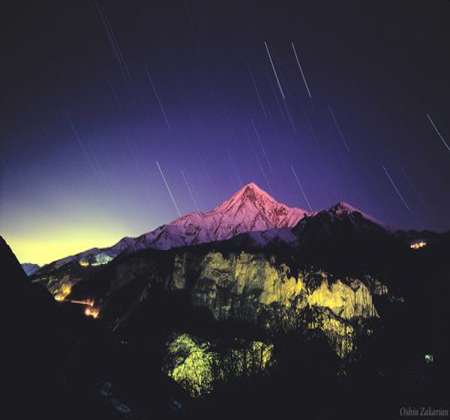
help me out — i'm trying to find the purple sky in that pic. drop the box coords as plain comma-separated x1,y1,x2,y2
1,0,449,264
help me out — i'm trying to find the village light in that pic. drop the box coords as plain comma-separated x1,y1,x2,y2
84,306,100,319
410,240,427,250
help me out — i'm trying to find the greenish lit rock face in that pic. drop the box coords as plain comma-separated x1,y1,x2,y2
165,334,216,397
169,251,381,357
307,279,378,319
164,333,274,397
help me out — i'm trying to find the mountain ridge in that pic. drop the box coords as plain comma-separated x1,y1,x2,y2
35,182,404,277
37,182,310,272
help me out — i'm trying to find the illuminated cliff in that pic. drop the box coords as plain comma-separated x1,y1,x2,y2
165,333,273,397
169,251,380,356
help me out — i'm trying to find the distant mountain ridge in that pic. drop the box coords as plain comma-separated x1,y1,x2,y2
38,183,309,272
21,263,40,276
36,183,408,279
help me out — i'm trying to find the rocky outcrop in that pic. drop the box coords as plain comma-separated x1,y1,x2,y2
35,224,385,358
307,278,378,319
170,251,378,319
1,236,70,419
164,333,273,397
41,240,382,358
167,251,380,356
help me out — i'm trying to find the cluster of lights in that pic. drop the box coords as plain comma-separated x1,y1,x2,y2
410,240,427,250
84,306,100,319
53,284,100,319
79,254,113,267
53,283,72,302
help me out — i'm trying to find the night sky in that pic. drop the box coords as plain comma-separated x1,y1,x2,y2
1,0,449,265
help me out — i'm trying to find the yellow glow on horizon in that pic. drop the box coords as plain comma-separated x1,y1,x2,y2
4,227,129,266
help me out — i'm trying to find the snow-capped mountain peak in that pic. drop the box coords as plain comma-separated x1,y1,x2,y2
209,182,308,228
37,183,309,273
128,182,309,252
214,182,277,212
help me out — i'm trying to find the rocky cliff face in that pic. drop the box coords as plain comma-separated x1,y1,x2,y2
169,251,378,318
164,251,380,355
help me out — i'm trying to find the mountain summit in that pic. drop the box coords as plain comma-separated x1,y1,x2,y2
39,183,309,271
214,182,306,225
123,182,309,253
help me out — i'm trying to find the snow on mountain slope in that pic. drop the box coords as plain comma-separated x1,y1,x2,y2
124,182,308,253
38,183,309,272
234,227,299,247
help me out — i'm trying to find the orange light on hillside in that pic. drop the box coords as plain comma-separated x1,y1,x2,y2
84,306,100,319
53,282,72,302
